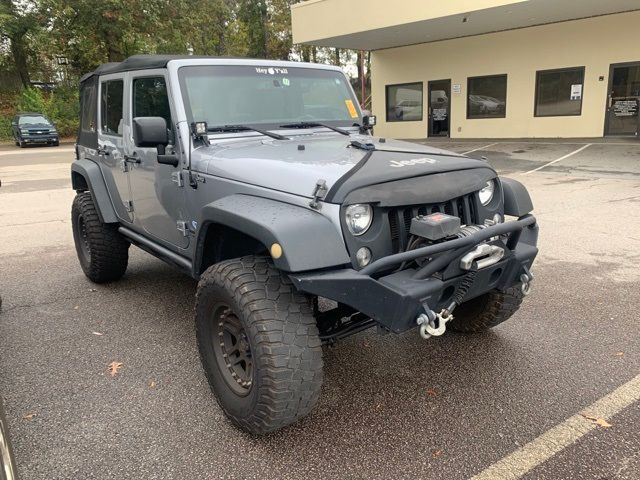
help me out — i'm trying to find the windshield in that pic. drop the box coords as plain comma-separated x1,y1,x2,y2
178,65,361,129
19,115,51,126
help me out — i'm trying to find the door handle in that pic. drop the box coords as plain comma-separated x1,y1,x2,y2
124,154,141,164
97,145,110,156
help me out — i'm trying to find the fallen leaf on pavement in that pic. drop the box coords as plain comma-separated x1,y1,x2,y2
92,331,103,336
108,361,123,377
88,288,97,292
615,352,624,356
149,380,156,388
73,306,79,310
426,388,438,397
581,413,611,428
22,413,37,420
432,450,442,458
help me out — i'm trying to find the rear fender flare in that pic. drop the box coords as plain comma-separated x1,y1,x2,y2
70,159,118,223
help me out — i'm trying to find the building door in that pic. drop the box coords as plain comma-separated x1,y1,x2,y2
428,80,451,137
605,62,640,136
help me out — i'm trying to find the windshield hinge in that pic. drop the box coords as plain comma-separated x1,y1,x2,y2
309,179,328,210
177,220,192,237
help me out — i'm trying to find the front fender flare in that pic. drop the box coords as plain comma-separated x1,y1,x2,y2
70,159,118,223
197,195,350,272
500,177,534,217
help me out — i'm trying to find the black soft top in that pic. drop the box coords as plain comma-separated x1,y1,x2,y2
79,54,227,83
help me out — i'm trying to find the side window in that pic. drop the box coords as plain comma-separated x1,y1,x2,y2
81,83,97,132
133,77,172,130
100,80,124,136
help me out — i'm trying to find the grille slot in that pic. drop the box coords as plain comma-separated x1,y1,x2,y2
386,193,478,253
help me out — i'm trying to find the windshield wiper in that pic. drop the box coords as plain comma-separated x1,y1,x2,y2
279,122,351,136
207,124,289,140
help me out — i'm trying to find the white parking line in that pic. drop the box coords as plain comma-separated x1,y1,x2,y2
471,374,640,480
0,147,75,156
522,143,592,174
462,143,498,155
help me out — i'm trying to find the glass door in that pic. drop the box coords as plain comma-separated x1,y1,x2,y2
428,79,450,137
605,62,640,136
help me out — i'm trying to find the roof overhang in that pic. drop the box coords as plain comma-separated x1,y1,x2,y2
292,0,640,50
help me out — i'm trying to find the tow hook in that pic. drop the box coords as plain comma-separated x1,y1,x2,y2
520,271,533,296
417,309,454,339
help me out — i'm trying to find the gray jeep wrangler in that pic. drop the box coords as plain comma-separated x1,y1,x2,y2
71,55,538,434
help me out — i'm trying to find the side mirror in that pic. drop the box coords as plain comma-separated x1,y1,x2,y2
132,117,168,148
132,117,178,167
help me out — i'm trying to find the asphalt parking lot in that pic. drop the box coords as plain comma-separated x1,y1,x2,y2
1,138,639,479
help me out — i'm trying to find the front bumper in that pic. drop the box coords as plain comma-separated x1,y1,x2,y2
19,134,58,144
290,215,538,333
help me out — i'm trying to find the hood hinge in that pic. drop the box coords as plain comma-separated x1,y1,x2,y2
309,179,328,210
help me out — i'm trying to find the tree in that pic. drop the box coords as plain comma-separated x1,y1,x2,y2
238,0,268,58
0,0,39,87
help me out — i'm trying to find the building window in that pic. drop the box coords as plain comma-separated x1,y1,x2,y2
100,80,123,136
535,67,585,117
386,82,423,122
467,75,507,119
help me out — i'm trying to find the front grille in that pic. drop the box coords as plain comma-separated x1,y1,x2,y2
387,193,477,252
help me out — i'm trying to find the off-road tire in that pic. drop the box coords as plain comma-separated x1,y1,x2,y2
447,286,524,333
196,256,323,434
18,140,25,148
71,192,129,283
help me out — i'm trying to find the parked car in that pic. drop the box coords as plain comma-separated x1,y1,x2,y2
71,55,538,434
469,95,505,116
392,99,422,120
11,113,59,148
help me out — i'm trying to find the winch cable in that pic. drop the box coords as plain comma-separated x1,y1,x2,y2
445,270,477,315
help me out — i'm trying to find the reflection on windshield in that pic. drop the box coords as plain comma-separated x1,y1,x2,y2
178,65,360,129
19,115,51,126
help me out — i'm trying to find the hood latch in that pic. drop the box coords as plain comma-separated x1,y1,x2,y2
309,179,328,210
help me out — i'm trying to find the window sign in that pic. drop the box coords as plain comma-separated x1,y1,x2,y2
570,84,582,100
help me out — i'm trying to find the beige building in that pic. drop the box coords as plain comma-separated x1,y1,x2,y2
291,0,640,139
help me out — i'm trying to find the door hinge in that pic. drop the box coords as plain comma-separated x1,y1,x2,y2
176,220,191,237
120,160,129,173
171,171,184,187
125,200,134,213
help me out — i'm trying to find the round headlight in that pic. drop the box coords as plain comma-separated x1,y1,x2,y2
479,180,495,206
345,204,373,236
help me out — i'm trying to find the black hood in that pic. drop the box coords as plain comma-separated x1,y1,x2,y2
325,138,496,204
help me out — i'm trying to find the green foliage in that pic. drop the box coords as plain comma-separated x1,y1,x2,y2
0,86,79,140
0,116,12,139
15,87,46,113
0,0,371,140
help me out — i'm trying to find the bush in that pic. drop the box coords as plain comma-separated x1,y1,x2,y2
0,86,79,141
0,116,12,140
15,88,47,113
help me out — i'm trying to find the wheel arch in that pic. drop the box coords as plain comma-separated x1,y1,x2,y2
500,177,534,217
193,194,350,276
70,159,118,223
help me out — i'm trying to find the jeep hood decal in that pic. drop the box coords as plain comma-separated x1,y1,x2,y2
192,135,492,201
